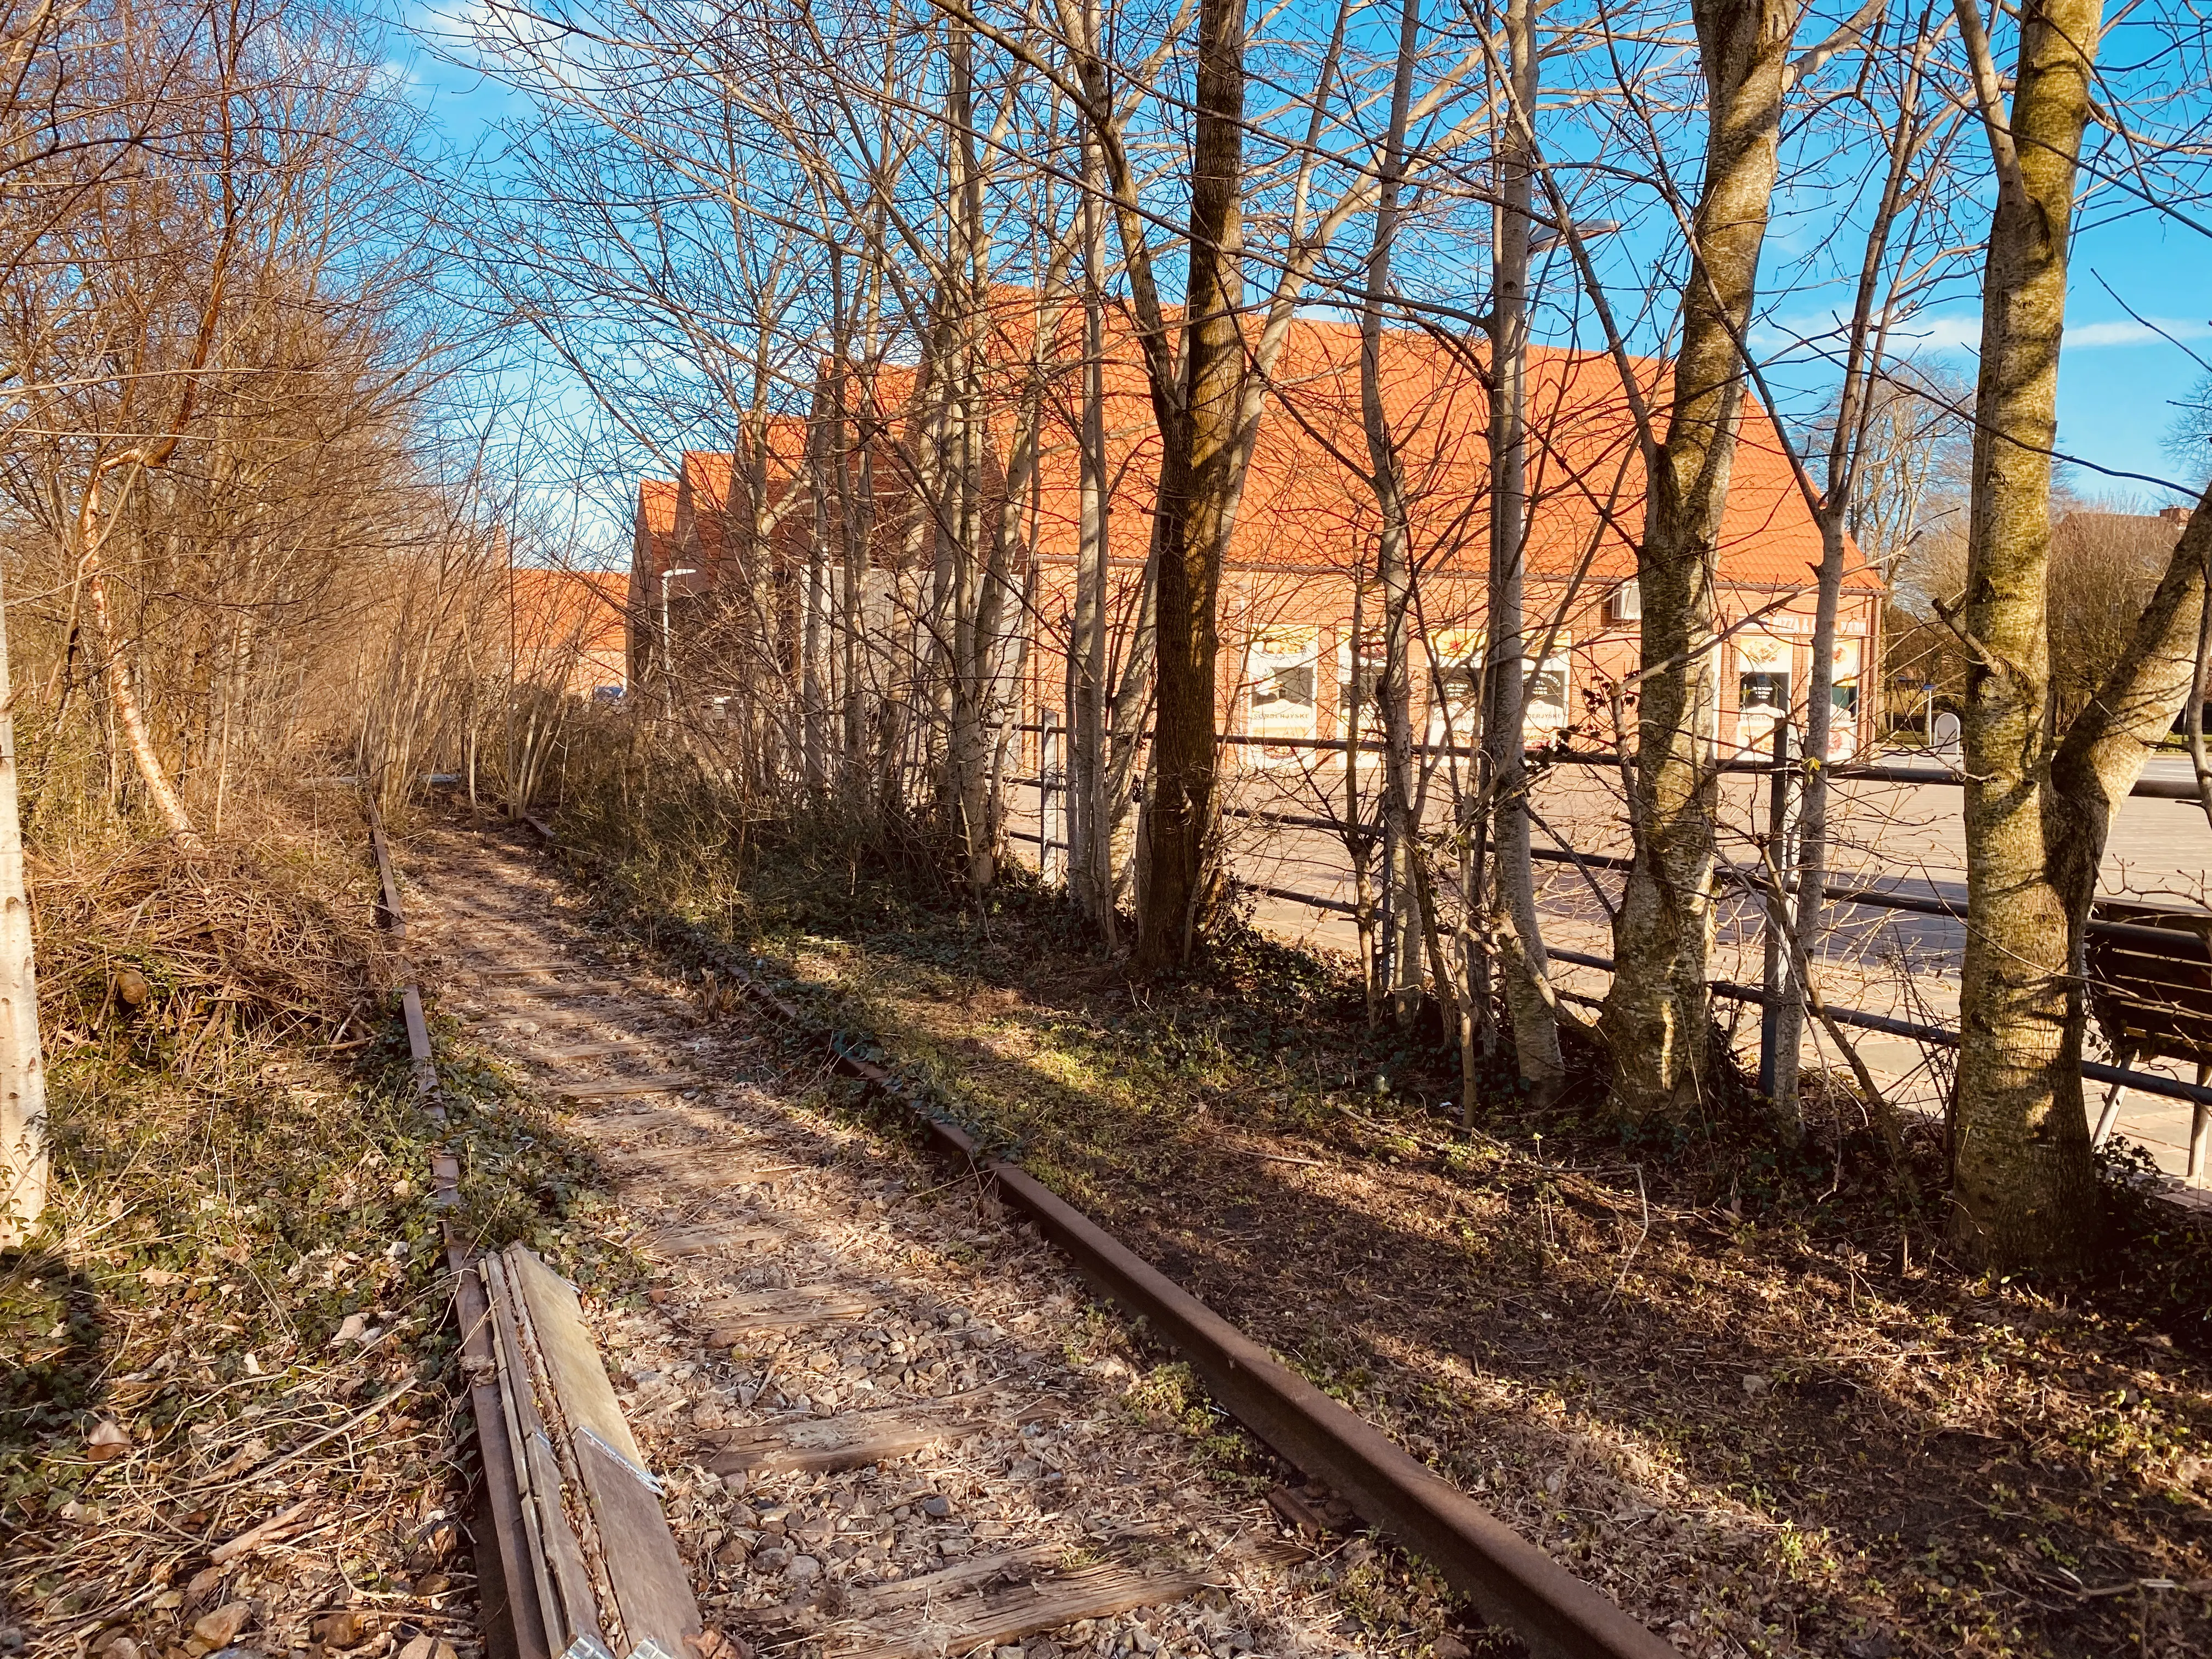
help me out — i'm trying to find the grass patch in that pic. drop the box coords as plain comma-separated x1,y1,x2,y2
2,803,618,1659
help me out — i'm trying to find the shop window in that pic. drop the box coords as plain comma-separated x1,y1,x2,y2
1526,656,1571,731
1739,670,1789,715
1248,625,1319,744
1254,661,1316,715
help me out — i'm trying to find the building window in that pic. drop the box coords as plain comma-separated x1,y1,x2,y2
1733,630,1793,755
1254,661,1316,716
1247,624,1319,746
1526,653,1572,733
1339,635,1386,723
1425,628,1484,744
1610,579,1641,622
1740,670,1788,713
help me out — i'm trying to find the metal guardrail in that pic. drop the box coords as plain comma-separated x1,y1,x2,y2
1201,729,2204,800
1005,740,2212,1122
1020,723,2203,800
1546,946,2212,1114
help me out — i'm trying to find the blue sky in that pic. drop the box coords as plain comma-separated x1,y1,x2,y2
2043,212,2209,500
393,7,2212,511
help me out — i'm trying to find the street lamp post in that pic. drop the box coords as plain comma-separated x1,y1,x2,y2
660,566,698,687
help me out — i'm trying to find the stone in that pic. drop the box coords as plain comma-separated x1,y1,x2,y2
919,1494,952,1518
190,1607,251,1650
786,1556,821,1583
308,1613,366,1650
1431,1639,1471,1659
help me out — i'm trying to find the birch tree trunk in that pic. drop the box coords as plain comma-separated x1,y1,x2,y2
1598,0,1795,1117
0,573,46,1248
1485,0,1565,1101
1359,0,1425,1030
1944,0,2208,1270
1070,117,1115,937
804,426,832,791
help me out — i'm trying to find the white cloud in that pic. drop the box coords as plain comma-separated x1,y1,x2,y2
1768,309,2210,360
2064,317,2212,348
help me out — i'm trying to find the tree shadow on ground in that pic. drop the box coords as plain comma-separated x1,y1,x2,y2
727,907,2212,1659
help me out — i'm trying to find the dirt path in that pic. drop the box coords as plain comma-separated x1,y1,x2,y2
402,825,1457,1659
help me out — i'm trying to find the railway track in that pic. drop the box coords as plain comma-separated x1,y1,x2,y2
388,826,1368,1659
387,815,1676,1659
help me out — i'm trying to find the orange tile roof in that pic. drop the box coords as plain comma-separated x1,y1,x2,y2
509,567,629,690
635,295,1870,599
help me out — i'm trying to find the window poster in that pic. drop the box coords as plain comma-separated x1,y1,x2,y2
1734,630,1792,755
1248,624,1319,747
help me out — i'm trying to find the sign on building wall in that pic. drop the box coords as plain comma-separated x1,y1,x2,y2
1826,637,1863,759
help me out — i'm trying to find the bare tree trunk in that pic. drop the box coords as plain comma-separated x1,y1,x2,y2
1485,0,1564,1101
941,22,1000,887
804,432,832,791
1359,0,1424,1030
1946,0,2200,1269
1598,0,1795,1117
1070,114,1114,938
1132,0,1249,971
1102,544,1158,913
0,572,47,1248
832,241,877,792
87,557,204,853
1345,574,1379,1023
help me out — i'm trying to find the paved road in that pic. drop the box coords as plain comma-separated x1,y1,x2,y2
1013,747,2212,1178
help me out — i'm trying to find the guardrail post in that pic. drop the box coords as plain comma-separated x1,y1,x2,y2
1758,719,1799,1103
1040,708,1062,885
2192,1062,2209,1187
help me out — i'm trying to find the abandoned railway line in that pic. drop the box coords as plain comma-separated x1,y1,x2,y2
390,820,1683,1659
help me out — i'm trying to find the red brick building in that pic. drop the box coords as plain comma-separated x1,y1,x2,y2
632,300,1881,759
510,567,628,698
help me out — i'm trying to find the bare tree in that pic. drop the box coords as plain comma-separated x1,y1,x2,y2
1598,0,1801,1119
1948,0,2212,1269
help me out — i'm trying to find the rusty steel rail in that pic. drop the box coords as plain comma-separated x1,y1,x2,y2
518,812,1674,1659
365,797,549,1659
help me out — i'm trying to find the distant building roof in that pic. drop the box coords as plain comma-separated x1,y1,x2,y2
633,293,1872,599
510,567,628,691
